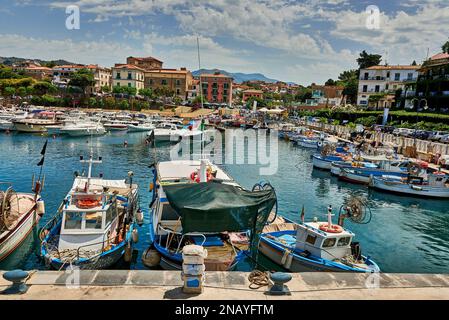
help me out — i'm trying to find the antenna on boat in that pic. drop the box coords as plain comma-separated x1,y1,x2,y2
79,145,102,193
197,36,204,110
326,205,334,228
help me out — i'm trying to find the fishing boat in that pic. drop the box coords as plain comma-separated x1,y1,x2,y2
0,183,45,261
369,173,449,198
0,142,47,261
312,153,349,170
40,152,140,269
145,159,276,271
338,168,405,185
259,199,380,273
152,122,184,142
103,121,129,131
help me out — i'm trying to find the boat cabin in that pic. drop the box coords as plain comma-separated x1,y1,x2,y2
295,222,355,261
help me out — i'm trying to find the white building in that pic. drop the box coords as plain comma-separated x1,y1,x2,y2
357,65,420,109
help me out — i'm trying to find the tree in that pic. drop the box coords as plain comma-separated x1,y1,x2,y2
357,50,382,69
32,81,57,95
3,86,16,97
442,41,449,54
139,88,154,99
411,60,417,66
325,79,336,86
101,85,111,93
68,68,95,98
337,69,358,104
17,86,27,97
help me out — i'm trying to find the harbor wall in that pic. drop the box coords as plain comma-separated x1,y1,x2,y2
1,270,449,300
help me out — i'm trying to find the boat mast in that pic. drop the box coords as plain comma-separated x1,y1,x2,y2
80,146,102,192
197,36,204,110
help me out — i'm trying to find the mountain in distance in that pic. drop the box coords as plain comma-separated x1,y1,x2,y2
0,56,74,67
192,68,281,84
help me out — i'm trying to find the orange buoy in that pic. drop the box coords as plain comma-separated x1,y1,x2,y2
77,198,100,209
319,223,343,233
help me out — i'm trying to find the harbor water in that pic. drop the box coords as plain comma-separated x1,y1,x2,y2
1,130,449,273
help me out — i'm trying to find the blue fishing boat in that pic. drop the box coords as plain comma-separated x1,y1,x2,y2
259,200,380,273
312,153,349,170
145,160,276,271
40,153,140,269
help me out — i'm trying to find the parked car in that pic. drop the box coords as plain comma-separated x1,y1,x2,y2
439,134,449,143
393,128,414,137
429,131,448,141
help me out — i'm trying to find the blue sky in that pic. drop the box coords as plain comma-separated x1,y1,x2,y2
0,0,448,84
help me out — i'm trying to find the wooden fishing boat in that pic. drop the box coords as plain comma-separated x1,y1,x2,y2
146,159,276,271
40,153,140,269
259,200,380,273
0,183,45,261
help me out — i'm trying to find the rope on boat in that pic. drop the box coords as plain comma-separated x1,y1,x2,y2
248,270,271,290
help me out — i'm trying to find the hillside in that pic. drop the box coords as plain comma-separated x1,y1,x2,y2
192,69,280,84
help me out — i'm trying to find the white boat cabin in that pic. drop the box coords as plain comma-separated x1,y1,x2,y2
58,177,131,253
295,221,354,261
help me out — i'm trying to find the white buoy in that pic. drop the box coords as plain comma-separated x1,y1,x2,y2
36,199,45,216
132,228,139,243
199,159,208,182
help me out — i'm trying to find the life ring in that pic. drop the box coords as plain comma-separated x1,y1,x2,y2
319,223,343,233
77,198,100,209
190,171,212,183
317,141,323,147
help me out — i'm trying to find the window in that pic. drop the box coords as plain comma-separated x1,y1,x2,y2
161,79,167,85
85,212,103,229
176,80,181,86
375,85,380,92
387,72,390,78
362,85,368,93
364,73,369,80
223,83,229,89
322,238,336,248
337,237,351,247
116,83,120,87
407,73,413,80
116,72,121,79
64,212,82,230
394,73,400,81
212,82,218,88
305,234,317,245
128,83,132,87
176,89,180,95
128,72,132,80
386,84,389,90
149,79,153,85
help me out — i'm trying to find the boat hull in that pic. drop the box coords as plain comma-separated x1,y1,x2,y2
62,128,106,137
259,234,379,273
13,123,48,133
370,177,449,198
0,204,39,262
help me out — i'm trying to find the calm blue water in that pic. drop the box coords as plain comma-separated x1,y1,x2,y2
1,130,449,273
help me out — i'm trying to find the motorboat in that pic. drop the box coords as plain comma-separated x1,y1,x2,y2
152,122,184,142
259,200,380,273
369,172,449,198
13,118,61,133
60,122,106,137
103,121,130,131
0,119,14,131
145,159,277,271
40,153,140,269
127,122,155,133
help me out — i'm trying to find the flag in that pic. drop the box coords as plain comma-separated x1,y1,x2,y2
40,140,48,155
37,157,45,166
300,205,305,223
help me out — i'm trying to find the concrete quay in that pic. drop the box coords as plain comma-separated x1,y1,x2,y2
1,270,449,300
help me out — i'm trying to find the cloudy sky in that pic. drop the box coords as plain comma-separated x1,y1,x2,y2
0,0,448,84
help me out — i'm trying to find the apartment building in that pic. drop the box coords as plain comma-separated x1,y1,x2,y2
200,72,233,105
357,65,420,108
112,64,145,92
144,68,193,99
310,84,345,107
242,89,263,102
52,64,111,93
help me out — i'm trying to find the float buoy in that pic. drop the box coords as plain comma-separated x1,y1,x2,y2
124,242,132,262
142,247,161,267
319,223,343,233
76,198,100,209
132,229,139,243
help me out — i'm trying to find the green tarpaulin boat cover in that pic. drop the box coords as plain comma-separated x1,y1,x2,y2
163,182,277,235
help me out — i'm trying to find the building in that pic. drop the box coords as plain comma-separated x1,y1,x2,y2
23,66,53,80
112,64,145,93
187,79,200,101
357,65,420,109
199,72,233,105
242,89,263,102
126,56,163,70
52,64,111,93
310,84,345,107
413,53,449,112
144,68,193,99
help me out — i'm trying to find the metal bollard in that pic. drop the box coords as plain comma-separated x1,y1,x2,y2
266,272,292,296
2,269,29,295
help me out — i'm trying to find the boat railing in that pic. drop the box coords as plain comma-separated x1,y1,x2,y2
175,233,206,253
75,234,122,261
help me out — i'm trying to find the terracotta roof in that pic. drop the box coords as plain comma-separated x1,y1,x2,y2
113,64,146,72
128,56,163,63
365,65,421,70
430,53,449,60
243,89,263,94
25,66,53,71
53,64,86,69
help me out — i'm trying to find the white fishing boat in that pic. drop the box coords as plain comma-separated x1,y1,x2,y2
369,173,449,198
259,199,379,273
103,121,129,132
0,183,45,261
152,122,184,142
40,152,140,269
146,160,276,271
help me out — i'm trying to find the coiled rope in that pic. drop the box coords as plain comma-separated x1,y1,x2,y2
248,270,270,289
